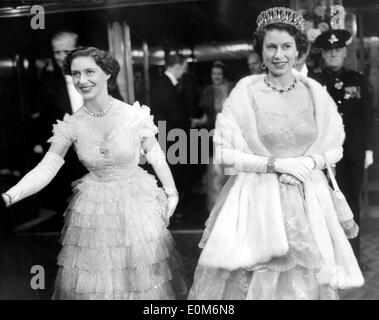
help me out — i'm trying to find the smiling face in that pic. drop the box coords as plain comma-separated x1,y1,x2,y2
262,29,299,77
211,66,225,85
70,56,110,101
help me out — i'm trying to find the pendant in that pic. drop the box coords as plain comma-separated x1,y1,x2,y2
99,145,109,157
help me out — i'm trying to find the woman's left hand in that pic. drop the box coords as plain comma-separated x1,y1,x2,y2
165,194,179,225
279,173,302,185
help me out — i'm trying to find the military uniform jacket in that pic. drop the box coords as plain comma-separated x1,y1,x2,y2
310,67,375,162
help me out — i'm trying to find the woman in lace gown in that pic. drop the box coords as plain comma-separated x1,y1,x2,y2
188,7,364,300
1,47,187,299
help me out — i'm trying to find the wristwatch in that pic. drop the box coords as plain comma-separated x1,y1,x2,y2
266,156,276,173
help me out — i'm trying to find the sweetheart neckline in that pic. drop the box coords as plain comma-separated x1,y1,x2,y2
75,110,134,144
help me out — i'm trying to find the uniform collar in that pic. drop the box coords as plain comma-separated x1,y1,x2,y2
324,66,345,76
164,71,178,86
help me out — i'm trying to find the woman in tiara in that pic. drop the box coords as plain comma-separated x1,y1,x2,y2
1,47,187,299
188,7,364,300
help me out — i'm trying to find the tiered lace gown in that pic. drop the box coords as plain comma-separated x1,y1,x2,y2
48,101,187,299
189,82,339,300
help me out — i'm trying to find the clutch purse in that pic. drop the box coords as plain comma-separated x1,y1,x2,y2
324,157,359,239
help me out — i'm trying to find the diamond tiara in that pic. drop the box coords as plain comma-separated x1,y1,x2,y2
256,7,305,32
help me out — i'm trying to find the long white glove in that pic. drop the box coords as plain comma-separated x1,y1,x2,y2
275,157,314,182
365,150,374,169
219,148,313,181
144,141,178,225
279,147,343,185
307,147,343,170
217,148,268,172
1,151,64,206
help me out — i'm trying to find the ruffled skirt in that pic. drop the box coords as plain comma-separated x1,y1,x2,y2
188,183,339,300
52,169,187,300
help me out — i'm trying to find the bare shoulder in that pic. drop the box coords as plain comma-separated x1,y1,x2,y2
71,107,85,119
112,98,129,109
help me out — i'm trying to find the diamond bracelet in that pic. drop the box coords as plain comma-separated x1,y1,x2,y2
266,156,276,173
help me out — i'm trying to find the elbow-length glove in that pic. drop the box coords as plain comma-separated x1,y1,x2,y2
1,151,64,207
280,147,344,185
308,147,343,170
219,148,314,182
144,141,178,225
217,148,268,172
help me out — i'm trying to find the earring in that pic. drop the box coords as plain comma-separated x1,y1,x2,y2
294,56,299,68
261,62,266,70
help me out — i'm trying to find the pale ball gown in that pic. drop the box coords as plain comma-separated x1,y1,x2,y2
48,101,187,299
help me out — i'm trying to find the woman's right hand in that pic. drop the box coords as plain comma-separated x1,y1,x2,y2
275,157,313,182
1,193,9,210
165,194,179,226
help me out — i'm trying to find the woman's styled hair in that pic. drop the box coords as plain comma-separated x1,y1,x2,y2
253,22,309,60
63,47,120,90
211,60,228,79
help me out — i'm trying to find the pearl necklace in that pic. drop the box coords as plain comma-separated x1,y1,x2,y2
83,98,114,117
264,76,297,93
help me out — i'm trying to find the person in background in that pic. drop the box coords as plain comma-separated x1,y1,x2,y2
192,61,234,212
311,29,375,262
150,53,189,223
0,84,20,178
30,31,87,229
294,42,311,76
247,51,264,75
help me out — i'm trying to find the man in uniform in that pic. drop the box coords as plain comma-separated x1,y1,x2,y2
311,29,375,261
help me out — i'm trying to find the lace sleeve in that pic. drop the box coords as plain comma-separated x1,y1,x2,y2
134,102,158,140
47,114,76,146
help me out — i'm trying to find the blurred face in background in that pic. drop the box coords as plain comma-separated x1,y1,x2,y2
211,66,225,85
52,35,77,69
247,52,262,75
172,61,188,80
322,47,346,71
294,44,310,72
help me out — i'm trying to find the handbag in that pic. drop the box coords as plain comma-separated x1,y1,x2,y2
324,157,359,239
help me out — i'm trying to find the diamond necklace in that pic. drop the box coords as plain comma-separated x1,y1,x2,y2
264,76,297,93
83,98,114,117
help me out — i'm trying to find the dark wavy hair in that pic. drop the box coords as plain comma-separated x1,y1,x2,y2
63,47,120,90
253,23,309,61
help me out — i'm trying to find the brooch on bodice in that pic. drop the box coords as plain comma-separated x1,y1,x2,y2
99,144,109,157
